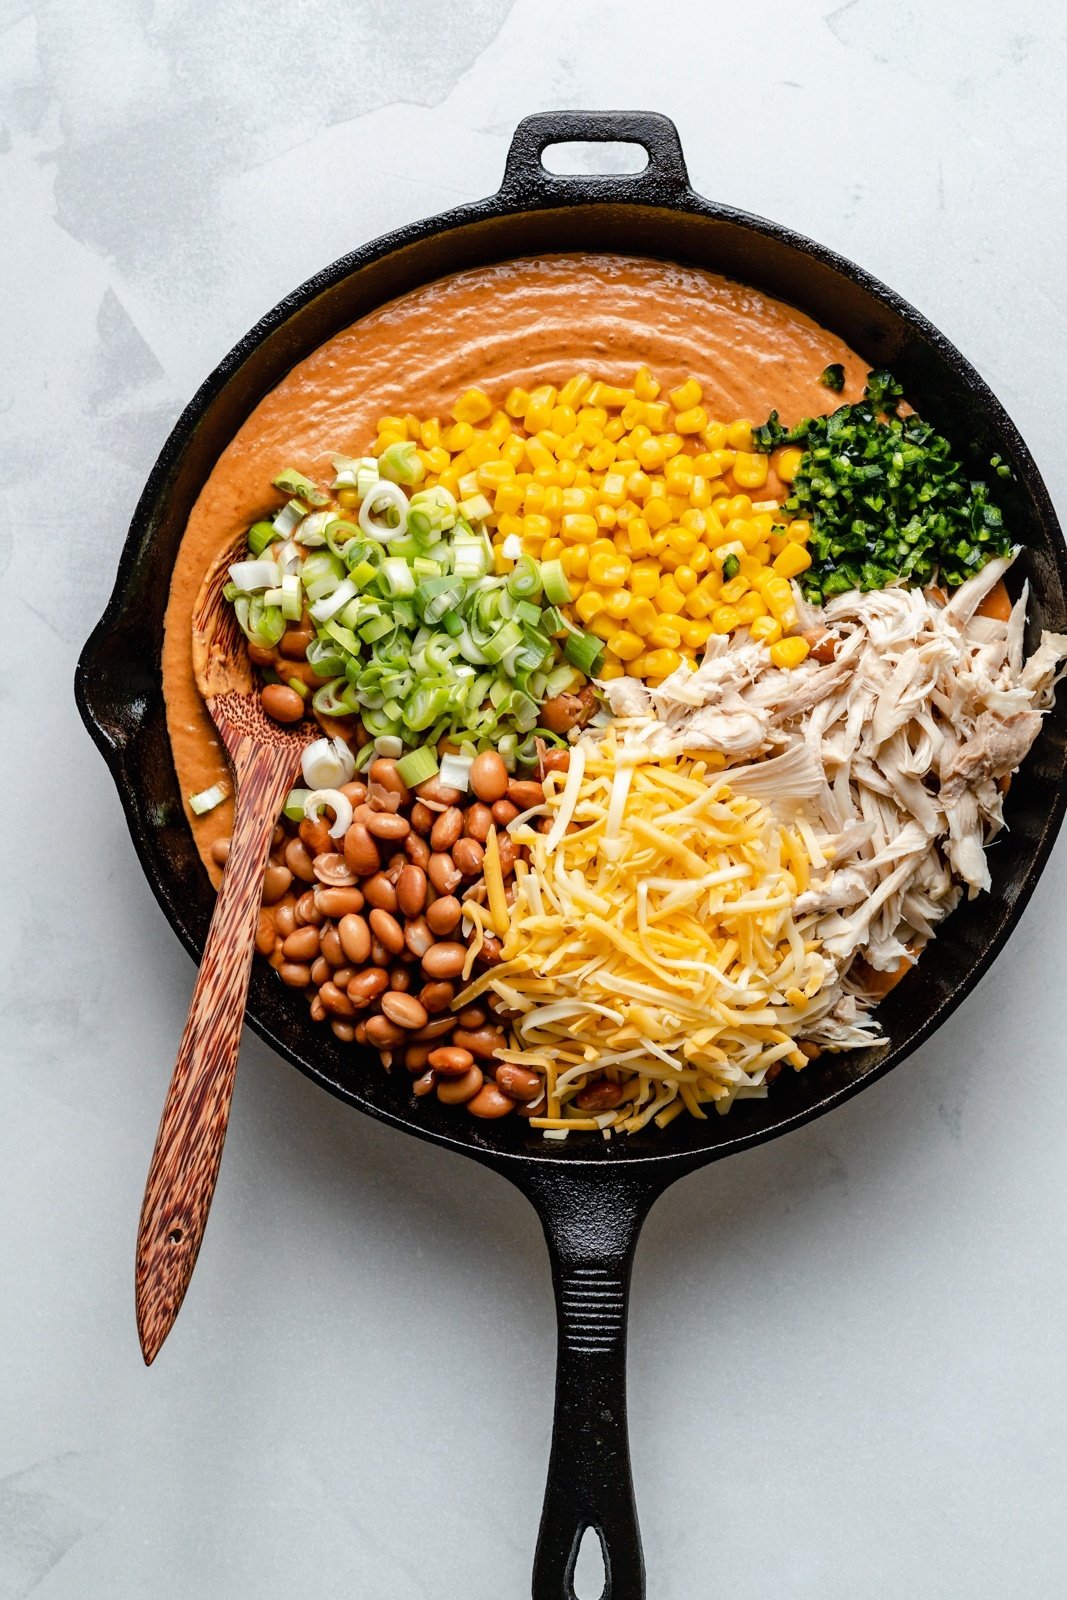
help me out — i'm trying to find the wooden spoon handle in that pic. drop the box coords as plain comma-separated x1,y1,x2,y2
135,738,299,1364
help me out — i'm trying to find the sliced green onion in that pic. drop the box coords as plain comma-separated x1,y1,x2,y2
563,628,605,675
310,576,358,623
541,560,572,605
395,746,439,786
229,558,280,592
248,520,280,557
273,468,329,507
378,441,425,486
286,678,308,699
294,510,332,547
189,782,228,816
374,734,404,759
507,555,543,600
360,480,409,542
272,500,307,537
459,493,493,523
283,787,311,822
439,751,473,791
380,557,416,598
280,573,302,622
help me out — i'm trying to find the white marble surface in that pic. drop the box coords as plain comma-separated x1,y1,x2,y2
3,1,1067,1595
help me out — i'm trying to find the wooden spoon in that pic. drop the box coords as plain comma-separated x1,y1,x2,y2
135,540,313,1364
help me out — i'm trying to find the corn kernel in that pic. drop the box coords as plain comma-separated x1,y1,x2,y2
524,385,557,433
451,388,493,425
630,564,660,599
588,552,631,587
444,421,474,453
774,446,804,484
560,512,598,544
643,648,683,678
769,636,811,670
477,459,515,491
636,437,666,472
503,386,529,418
673,565,697,594
674,405,708,435
749,615,783,645
558,372,592,409
627,597,658,634
575,591,604,623
711,604,741,634
787,520,811,545
633,365,661,401
628,653,649,677
560,546,590,580
666,526,698,557
654,586,684,615
682,589,714,619
734,592,769,625
719,575,749,604
502,434,525,468
606,629,644,662
773,542,813,580
496,512,524,541
680,619,713,649
689,545,712,574
726,420,754,451
589,613,621,642
732,451,769,490
594,503,618,530
669,378,703,411
605,589,632,619
598,658,625,680
648,622,682,650
587,382,634,410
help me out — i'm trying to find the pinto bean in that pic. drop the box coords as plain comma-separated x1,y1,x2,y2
405,832,430,868
381,992,429,1030
262,864,293,904
418,980,455,1015
255,910,275,956
427,1046,474,1077
299,815,333,857
540,748,571,776
430,807,464,852
576,1079,624,1111
338,913,371,965
284,838,317,884
211,836,231,867
296,890,323,926
330,1019,356,1042
282,925,320,962
368,908,405,955
279,625,314,660
370,937,391,967
415,775,463,808
405,1044,432,1072
397,864,428,917
495,1064,543,1102
319,981,356,1017
452,1027,507,1060
410,1016,458,1041
437,1066,484,1105
362,873,398,912
320,927,344,966
507,779,544,809
343,823,380,877
278,962,311,988
309,995,327,1023
412,1070,436,1097
388,964,412,993
464,803,493,843
310,956,331,987
469,751,509,803
421,942,468,980
369,758,411,805
452,838,484,877
339,781,368,807
457,1006,487,1029
315,885,364,917
261,683,305,723
273,902,297,940
366,811,410,842
491,800,518,826
466,1084,515,1119
425,896,462,936
410,801,436,835
428,853,462,895
312,853,356,887
366,1014,407,1048
347,968,389,1006
495,833,518,877
403,917,434,959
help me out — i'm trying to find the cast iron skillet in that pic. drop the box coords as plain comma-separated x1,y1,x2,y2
76,111,1067,1598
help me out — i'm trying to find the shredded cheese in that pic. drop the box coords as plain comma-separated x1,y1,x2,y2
462,728,829,1137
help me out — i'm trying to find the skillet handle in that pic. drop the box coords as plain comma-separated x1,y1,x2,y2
499,110,691,207
516,1164,668,1600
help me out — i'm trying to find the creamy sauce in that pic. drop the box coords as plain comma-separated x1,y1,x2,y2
163,253,869,879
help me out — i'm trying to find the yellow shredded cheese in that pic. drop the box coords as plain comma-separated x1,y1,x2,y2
475,728,829,1137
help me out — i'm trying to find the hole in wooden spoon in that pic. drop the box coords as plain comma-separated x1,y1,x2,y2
168,1228,184,1245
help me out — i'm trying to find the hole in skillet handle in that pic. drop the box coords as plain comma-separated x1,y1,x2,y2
498,109,692,208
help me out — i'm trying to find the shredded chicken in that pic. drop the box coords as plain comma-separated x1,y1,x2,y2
605,554,1067,1051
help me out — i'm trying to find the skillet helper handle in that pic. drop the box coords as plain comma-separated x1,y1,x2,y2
520,1167,666,1600
499,110,691,208
134,738,297,1365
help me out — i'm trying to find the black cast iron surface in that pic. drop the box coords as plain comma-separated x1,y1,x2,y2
76,111,1067,1600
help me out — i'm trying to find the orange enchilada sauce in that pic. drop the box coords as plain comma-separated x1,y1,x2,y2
162,253,871,881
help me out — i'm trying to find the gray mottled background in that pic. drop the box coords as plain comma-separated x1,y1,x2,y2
3,2,1067,1596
